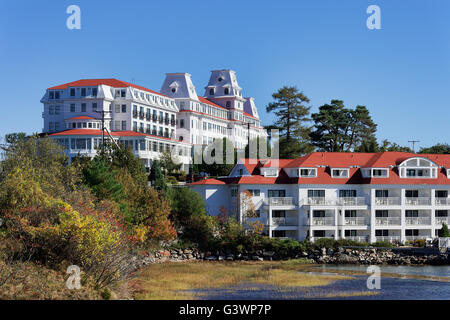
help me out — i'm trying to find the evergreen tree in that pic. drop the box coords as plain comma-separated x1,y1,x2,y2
149,160,167,193
266,86,313,158
310,100,377,152
419,143,450,154
438,223,450,237
82,158,124,202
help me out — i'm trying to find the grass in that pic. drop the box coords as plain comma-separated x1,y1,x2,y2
129,259,353,300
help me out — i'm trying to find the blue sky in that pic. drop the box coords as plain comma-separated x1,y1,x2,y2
0,0,449,149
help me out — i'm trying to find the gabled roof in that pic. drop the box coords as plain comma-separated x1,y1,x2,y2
190,178,226,185
47,78,169,98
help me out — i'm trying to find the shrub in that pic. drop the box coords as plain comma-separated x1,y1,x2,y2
413,239,425,247
438,223,450,237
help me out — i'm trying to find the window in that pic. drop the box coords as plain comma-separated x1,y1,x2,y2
405,229,419,236
268,190,286,197
273,210,285,218
436,190,448,198
372,169,388,177
339,190,356,197
122,105,126,113
313,210,325,217
264,168,278,177
122,121,126,130
332,169,349,178
92,103,97,112
405,190,418,198
375,190,389,198
405,210,418,217
81,103,86,112
345,230,357,237
115,104,120,113
436,210,448,217
81,88,86,96
246,189,260,196
209,88,214,95
375,230,389,236
49,91,54,99
313,230,325,237
180,119,184,128
272,230,286,238
133,121,137,131
299,168,316,177
121,90,126,98
49,105,54,115
375,210,388,217
345,210,357,217
70,88,75,96
224,88,229,95
308,190,325,198
92,88,97,97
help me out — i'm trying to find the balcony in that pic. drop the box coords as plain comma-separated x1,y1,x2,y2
435,198,450,206
171,119,176,126
133,111,138,118
146,114,151,121
344,217,367,226
376,236,401,242
346,236,369,242
139,111,145,119
308,217,335,226
264,197,296,207
405,236,428,241
375,217,401,226
337,197,366,206
271,217,298,226
435,217,450,225
302,197,365,206
152,115,157,121
375,197,401,206
405,217,431,225
164,119,170,125
405,197,431,206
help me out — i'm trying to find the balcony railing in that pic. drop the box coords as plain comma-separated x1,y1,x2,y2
264,197,296,207
308,217,335,226
376,236,401,242
271,217,298,226
375,217,401,226
139,111,145,119
344,217,367,226
405,236,428,241
435,198,450,206
435,217,450,225
405,217,431,225
132,111,138,118
302,197,365,206
337,197,366,206
152,115,157,121
405,197,432,206
375,197,401,206
346,236,369,242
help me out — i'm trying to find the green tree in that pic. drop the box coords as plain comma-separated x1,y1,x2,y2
244,136,271,159
438,223,450,237
419,143,450,154
159,151,182,176
266,86,313,158
194,138,236,176
149,160,167,193
82,158,124,202
378,139,413,153
310,100,377,152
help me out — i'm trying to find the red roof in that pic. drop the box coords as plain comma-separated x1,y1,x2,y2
47,78,168,97
190,178,226,185
66,116,97,121
195,152,450,186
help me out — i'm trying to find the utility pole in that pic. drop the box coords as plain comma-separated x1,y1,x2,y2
408,140,420,153
95,110,111,155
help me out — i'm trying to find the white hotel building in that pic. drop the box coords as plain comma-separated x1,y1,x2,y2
190,152,450,243
41,70,265,171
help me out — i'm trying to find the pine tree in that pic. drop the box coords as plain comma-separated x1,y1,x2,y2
149,160,167,193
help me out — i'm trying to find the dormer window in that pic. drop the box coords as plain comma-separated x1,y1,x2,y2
81,88,86,96
331,168,349,178
447,169,450,178
298,168,317,177
226,101,231,108
209,88,214,95
224,88,229,95
218,77,223,82
263,168,278,177
171,88,176,93
398,157,438,178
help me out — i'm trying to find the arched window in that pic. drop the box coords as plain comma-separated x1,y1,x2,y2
226,101,231,108
209,88,214,95
224,88,229,95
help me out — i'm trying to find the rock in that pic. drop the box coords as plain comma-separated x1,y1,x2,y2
336,254,358,264
218,255,225,261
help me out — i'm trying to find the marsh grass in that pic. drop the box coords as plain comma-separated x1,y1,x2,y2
130,259,352,300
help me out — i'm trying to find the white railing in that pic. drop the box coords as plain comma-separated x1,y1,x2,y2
376,236,401,242
271,217,298,226
346,236,369,242
337,197,366,206
375,217,401,225
303,197,365,206
435,198,450,206
435,217,450,225
375,197,401,206
405,236,428,241
265,197,296,207
405,217,431,225
405,197,432,206
308,217,335,226
344,217,367,226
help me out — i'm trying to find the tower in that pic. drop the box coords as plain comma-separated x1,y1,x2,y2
160,73,198,101
204,69,246,111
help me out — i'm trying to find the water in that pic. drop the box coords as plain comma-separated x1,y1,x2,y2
191,265,450,300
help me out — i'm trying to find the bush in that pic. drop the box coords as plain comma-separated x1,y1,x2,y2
413,239,425,247
166,176,178,185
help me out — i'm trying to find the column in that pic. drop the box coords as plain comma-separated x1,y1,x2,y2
431,189,436,238
400,188,405,243
334,208,338,240
370,188,376,243
268,207,273,238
